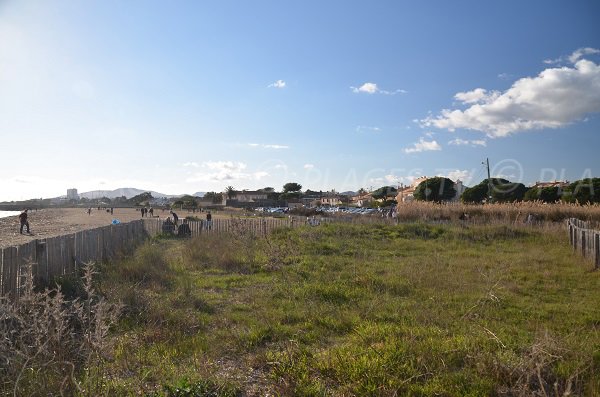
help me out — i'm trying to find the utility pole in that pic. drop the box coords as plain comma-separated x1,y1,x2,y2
484,158,492,203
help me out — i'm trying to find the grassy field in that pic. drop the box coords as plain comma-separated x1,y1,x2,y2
82,221,599,396
4,221,599,396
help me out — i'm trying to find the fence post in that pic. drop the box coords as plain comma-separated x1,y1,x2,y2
594,232,600,270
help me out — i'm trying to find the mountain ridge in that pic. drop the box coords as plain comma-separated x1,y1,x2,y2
71,188,205,199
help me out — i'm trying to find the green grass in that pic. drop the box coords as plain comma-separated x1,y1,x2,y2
98,223,600,396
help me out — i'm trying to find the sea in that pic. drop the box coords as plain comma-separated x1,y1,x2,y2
0,210,21,219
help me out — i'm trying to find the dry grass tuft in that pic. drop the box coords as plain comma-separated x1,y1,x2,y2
0,262,121,396
394,201,600,224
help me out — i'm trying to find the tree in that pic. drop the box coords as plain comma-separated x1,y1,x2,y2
283,182,302,193
177,195,198,208
524,187,561,203
225,186,236,199
357,188,367,195
414,177,456,202
371,186,397,200
204,192,223,204
128,192,154,205
562,178,600,204
491,183,527,202
259,187,275,193
461,178,510,203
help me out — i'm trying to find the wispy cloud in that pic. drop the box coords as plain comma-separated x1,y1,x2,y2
440,169,473,184
422,49,600,138
350,82,407,95
403,138,442,154
186,161,269,182
544,47,600,65
448,138,487,147
268,79,286,88
497,72,513,80
369,174,403,185
355,125,381,133
247,143,290,149
304,164,315,169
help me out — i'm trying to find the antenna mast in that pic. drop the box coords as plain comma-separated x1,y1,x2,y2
485,158,492,202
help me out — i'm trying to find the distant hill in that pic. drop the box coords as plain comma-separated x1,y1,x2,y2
77,188,170,199
72,188,206,200
340,191,357,196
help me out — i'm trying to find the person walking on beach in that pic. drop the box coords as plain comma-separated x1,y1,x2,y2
206,211,212,230
19,209,30,234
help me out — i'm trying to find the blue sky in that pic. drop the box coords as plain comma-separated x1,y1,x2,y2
1,0,599,200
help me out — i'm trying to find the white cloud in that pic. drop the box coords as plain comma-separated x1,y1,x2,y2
375,174,423,187
351,82,407,95
352,82,378,94
569,47,600,63
203,161,246,171
369,174,416,186
304,164,315,169
186,161,269,182
454,88,495,104
403,138,442,154
268,79,286,88
441,169,472,184
544,47,600,65
422,55,600,138
448,138,487,147
247,143,289,149
356,125,381,133
182,161,200,168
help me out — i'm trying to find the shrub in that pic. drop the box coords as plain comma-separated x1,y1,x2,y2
116,242,172,287
0,262,121,396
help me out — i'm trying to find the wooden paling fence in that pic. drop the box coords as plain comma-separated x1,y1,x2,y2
0,217,332,299
568,218,600,269
0,220,147,300
142,216,328,238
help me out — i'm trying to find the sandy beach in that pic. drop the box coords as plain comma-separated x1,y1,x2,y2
0,207,227,249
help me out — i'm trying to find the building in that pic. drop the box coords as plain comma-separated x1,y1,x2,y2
531,180,570,189
319,194,344,206
222,190,271,207
67,188,79,201
350,193,374,207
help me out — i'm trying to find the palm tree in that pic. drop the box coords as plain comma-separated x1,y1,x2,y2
225,186,236,199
